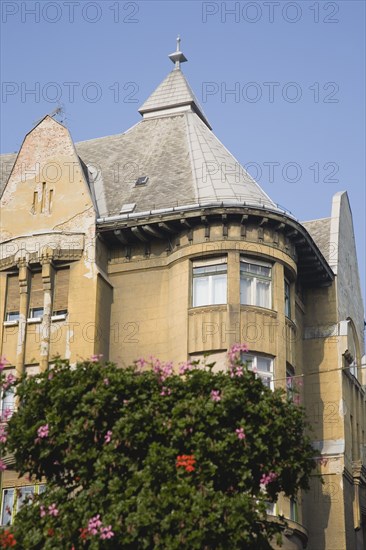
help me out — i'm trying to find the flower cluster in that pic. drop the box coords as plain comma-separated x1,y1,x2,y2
86,515,114,540
227,343,249,364
0,460,7,472
1,374,16,392
235,427,246,440
1,409,12,423
176,454,196,472
40,504,59,518
0,529,16,548
178,361,194,375
260,472,278,489
151,358,174,382
160,386,171,396
0,425,7,444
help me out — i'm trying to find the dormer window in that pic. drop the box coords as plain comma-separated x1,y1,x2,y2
135,176,149,186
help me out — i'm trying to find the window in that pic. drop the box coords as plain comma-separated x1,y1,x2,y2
1,389,14,420
28,272,43,320
1,489,14,526
284,279,291,318
4,275,19,323
1,485,45,526
29,307,44,319
192,258,227,307
243,354,274,390
240,259,271,309
265,502,276,515
290,498,298,522
52,268,70,317
286,364,295,400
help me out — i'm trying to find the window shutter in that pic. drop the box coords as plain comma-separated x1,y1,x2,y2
53,268,70,313
29,272,43,309
6,275,19,313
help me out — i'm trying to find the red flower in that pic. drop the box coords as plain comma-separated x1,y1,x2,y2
176,454,196,472
0,530,16,548
79,527,89,540
47,528,55,537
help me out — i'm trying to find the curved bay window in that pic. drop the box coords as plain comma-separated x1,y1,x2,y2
192,258,227,307
240,258,272,309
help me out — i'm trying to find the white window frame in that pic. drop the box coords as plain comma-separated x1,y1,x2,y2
240,258,272,309
192,257,227,307
242,354,274,390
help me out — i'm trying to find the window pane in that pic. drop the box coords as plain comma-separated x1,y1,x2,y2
193,276,209,307
240,277,252,305
212,275,227,304
256,280,270,308
17,486,34,511
259,374,272,388
29,308,44,319
1,489,14,525
285,281,291,317
1,390,14,416
257,357,272,372
6,312,19,322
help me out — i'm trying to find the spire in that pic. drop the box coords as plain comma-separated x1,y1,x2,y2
138,38,211,129
168,35,187,70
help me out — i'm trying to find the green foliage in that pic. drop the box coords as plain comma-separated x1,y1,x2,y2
0,353,315,549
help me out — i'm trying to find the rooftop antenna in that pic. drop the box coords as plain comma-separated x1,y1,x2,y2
33,105,66,127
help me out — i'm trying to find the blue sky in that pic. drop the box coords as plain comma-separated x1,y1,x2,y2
1,0,365,303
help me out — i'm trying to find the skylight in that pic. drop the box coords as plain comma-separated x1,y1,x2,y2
135,176,149,186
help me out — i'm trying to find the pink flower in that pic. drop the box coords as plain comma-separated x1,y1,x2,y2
48,372,54,380
100,525,114,540
0,356,8,371
0,425,7,443
40,505,46,518
88,514,102,535
104,430,112,444
90,354,103,363
235,427,246,440
0,460,7,472
2,373,16,391
37,424,49,438
260,472,277,488
210,390,221,402
135,357,147,370
2,408,13,422
103,378,109,386
178,361,193,375
160,387,172,396
228,343,249,363
48,503,59,517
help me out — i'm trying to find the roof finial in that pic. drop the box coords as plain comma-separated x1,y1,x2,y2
169,35,187,70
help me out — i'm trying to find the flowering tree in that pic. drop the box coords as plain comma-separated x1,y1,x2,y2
0,347,315,549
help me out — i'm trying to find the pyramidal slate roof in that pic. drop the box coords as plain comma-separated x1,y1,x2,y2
0,43,281,218
138,67,212,129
